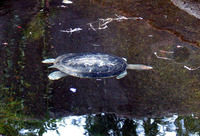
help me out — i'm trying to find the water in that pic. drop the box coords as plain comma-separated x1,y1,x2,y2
0,0,200,135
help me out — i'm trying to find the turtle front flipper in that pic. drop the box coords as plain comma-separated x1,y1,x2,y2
48,71,68,80
127,64,153,70
116,70,127,79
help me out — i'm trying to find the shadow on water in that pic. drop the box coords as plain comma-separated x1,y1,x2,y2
0,0,200,135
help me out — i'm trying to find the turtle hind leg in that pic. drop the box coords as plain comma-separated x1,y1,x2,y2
48,71,68,80
116,70,127,79
42,58,55,63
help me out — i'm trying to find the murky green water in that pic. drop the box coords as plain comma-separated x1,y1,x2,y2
0,0,200,135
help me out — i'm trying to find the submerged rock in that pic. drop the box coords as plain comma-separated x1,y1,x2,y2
171,0,200,19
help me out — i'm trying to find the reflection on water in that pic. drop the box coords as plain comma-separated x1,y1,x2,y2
0,0,200,135
154,45,190,62
19,114,200,136
153,44,200,70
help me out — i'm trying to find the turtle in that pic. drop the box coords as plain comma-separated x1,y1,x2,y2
42,53,153,80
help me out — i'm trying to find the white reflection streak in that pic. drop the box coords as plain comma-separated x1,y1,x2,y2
184,65,200,71
154,52,172,60
87,14,143,31
70,88,77,93
62,0,73,4
60,28,82,34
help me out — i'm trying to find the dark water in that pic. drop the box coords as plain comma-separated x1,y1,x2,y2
0,0,200,135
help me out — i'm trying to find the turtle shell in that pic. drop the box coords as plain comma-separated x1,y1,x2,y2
53,53,127,78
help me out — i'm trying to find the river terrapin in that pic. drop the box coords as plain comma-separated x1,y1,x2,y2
42,53,153,80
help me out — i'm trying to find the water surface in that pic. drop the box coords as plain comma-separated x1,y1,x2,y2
0,0,200,135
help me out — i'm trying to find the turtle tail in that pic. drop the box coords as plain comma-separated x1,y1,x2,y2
127,64,153,70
